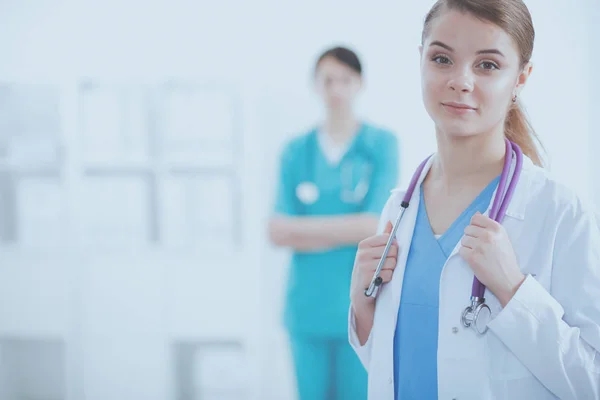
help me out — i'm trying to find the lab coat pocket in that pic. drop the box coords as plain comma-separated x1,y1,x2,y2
486,336,557,400
486,332,531,379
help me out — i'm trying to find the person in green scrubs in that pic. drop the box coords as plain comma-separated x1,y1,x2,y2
268,46,400,400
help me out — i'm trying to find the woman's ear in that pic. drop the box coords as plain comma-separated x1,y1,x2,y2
515,62,533,97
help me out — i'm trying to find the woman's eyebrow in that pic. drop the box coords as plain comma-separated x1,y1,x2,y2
429,40,506,58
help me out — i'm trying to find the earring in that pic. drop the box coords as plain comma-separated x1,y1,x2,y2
512,94,518,103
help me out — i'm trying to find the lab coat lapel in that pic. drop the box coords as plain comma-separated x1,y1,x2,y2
440,153,534,305
444,153,533,260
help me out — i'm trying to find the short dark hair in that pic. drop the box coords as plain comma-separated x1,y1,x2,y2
315,46,362,75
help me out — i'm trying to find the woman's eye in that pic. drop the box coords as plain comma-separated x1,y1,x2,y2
479,61,499,70
432,55,452,64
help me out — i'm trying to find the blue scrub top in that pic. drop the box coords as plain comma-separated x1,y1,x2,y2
274,122,399,337
393,176,500,399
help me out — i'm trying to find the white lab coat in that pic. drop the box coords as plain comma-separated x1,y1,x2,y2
349,154,600,400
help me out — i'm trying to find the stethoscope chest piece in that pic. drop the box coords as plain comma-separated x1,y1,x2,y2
461,297,492,335
296,182,319,205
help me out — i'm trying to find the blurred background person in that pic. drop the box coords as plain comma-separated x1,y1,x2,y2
268,46,400,400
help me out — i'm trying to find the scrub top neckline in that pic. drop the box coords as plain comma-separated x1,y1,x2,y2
312,122,367,169
421,175,501,243
317,131,352,166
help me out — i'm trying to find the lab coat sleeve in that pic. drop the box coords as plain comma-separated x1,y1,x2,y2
362,132,400,214
348,193,397,370
488,202,600,399
273,141,299,216
348,305,375,370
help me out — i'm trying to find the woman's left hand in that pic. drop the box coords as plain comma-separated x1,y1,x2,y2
459,212,526,307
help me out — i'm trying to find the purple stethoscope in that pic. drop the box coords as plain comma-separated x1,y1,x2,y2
364,138,523,334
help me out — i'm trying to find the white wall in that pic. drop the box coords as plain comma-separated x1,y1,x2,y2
587,0,600,205
0,1,596,399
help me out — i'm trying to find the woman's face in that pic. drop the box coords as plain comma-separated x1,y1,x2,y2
314,56,362,113
420,10,531,138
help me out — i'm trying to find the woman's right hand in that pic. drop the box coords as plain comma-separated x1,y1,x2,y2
350,221,400,311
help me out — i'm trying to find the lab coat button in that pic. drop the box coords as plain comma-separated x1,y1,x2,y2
388,377,393,384
452,327,459,334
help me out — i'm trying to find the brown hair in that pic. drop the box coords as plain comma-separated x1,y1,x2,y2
422,0,545,167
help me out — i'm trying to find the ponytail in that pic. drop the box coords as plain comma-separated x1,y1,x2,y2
504,100,544,167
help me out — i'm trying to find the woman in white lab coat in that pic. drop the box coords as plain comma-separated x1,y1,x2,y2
348,0,600,399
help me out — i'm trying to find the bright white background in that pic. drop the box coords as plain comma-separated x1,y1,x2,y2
0,0,597,399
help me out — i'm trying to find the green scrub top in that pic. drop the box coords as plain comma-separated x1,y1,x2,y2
274,122,400,337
